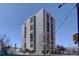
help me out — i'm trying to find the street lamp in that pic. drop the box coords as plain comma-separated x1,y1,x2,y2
58,3,65,8
58,3,79,55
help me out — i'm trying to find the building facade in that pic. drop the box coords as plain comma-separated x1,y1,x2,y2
21,9,55,55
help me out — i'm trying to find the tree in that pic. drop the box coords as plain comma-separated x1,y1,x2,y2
0,34,11,54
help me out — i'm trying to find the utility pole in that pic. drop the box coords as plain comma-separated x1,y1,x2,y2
76,3,79,56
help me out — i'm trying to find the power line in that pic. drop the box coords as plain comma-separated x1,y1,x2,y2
55,5,76,33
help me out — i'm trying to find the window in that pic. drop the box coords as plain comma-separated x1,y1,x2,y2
47,22,49,25
47,39,49,44
30,33,33,38
51,50,54,54
30,17,33,23
42,50,49,54
31,44,33,47
51,17,53,27
30,38,33,41
24,33,26,38
51,17,53,34
47,34,49,44
51,42,53,44
47,25,49,32
47,28,49,31
47,14,49,32
24,26,26,32
47,13,49,19
51,27,53,31
47,22,49,31
30,25,33,30
24,43,26,49
51,17,53,21
24,26,26,38
30,33,33,47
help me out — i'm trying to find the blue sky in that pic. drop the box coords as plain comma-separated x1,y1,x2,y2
0,3,77,48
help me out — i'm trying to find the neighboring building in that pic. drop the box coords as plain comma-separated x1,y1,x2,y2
66,47,78,55
21,9,55,55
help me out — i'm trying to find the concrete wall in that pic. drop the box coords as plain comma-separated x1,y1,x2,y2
35,9,44,55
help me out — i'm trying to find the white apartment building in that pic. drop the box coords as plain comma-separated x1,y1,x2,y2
21,9,55,55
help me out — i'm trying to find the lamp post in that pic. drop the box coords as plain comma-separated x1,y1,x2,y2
58,3,79,55
77,3,79,56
